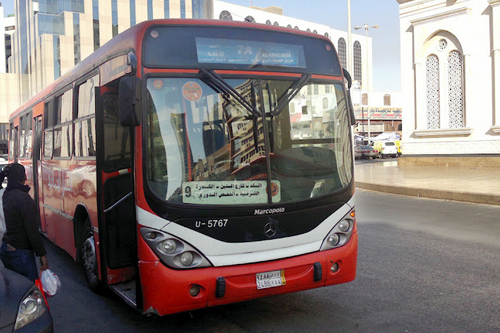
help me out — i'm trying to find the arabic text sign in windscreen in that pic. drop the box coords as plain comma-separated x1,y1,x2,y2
196,37,306,68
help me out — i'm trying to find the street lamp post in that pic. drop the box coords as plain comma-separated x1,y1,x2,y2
353,80,362,135
347,0,353,74
354,23,378,144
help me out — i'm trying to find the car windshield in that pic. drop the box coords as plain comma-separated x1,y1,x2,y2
145,76,352,205
360,145,372,149
385,142,395,146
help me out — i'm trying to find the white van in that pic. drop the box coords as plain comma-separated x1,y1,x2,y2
373,141,398,158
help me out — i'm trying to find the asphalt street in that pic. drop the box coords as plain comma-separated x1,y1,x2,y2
45,189,500,332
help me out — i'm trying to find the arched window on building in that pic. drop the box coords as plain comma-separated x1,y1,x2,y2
219,10,232,20
362,93,368,106
245,16,255,23
273,22,279,26
426,54,440,129
338,38,347,70
323,98,328,109
353,41,362,86
266,20,271,25
294,26,299,30
313,30,317,34
324,32,330,39
287,24,292,28
384,94,391,106
448,50,464,128
422,33,464,130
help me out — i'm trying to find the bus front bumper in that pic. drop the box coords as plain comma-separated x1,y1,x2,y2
138,232,357,316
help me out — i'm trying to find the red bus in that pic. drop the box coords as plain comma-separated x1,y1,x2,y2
9,19,357,316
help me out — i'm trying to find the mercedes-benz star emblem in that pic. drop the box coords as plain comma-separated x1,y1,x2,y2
264,222,277,238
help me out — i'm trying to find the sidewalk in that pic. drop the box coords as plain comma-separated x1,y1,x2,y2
355,160,500,206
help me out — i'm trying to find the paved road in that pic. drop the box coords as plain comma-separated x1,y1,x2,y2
46,190,500,332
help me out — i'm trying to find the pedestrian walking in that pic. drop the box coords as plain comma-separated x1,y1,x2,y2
0,163,49,282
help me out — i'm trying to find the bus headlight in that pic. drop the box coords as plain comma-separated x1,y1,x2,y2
141,227,212,269
338,220,351,232
327,234,340,246
180,252,194,266
320,210,355,251
160,239,177,254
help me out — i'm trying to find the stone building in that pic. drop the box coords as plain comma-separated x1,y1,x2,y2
397,0,500,166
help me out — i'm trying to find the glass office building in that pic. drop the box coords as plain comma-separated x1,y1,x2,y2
9,0,208,103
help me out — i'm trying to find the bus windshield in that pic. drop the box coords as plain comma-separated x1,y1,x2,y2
145,76,352,205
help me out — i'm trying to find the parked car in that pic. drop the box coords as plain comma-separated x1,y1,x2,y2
394,140,403,156
354,146,362,159
372,141,398,158
0,267,53,332
355,145,379,159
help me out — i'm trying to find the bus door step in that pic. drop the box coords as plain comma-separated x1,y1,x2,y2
109,280,137,308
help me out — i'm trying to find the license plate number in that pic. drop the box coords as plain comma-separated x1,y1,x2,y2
256,270,286,290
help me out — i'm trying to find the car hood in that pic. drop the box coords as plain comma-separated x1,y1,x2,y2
0,267,34,328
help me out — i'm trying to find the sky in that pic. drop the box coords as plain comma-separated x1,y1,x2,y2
225,0,402,91
1,0,401,90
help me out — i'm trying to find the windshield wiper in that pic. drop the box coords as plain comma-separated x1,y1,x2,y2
199,69,260,118
270,73,311,116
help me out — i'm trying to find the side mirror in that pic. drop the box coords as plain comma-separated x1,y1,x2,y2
343,69,356,125
119,77,141,127
343,68,352,89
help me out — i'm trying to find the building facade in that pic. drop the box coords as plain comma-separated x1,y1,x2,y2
1,2,15,73
397,0,500,165
213,1,375,90
8,0,207,106
0,3,17,153
2,0,401,147
213,1,401,138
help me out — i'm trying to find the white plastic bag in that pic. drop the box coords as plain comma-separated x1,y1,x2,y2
40,269,61,297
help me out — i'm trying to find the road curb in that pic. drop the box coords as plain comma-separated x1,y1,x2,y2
355,182,500,206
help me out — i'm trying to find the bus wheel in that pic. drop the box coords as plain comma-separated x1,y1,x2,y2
81,227,100,291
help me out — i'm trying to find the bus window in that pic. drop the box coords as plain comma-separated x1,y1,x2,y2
77,76,97,118
43,131,53,159
75,75,98,158
103,88,131,171
75,118,96,158
8,122,17,161
53,125,72,158
53,90,73,158
43,99,54,159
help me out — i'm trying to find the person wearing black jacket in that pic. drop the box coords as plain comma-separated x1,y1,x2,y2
0,163,49,282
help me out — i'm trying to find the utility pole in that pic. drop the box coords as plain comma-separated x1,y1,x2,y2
354,23,378,143
347,0,353,74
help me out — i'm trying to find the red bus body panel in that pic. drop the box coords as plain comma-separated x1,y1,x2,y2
138,232,357,316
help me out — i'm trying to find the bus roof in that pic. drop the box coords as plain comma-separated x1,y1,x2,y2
10,19,334,120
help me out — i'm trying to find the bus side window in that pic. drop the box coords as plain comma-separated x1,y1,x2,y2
9,123,18,161
43,100,54,159
44,131,53,159
53,90,72,158
75,75,98,158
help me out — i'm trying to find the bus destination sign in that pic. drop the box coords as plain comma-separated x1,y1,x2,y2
196,37,305,68
182,180,281,205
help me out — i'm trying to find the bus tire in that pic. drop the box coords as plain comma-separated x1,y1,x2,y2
81,222,100,291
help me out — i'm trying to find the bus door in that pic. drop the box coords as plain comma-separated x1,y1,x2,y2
33,115,45,232
98,82,138,295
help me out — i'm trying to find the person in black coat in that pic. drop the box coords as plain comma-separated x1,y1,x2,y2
0,163,49,282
